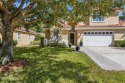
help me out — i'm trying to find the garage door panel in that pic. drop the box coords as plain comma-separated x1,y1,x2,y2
83,31,113,46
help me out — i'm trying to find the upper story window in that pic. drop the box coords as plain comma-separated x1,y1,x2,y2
17,32,21,40
92,16,105,22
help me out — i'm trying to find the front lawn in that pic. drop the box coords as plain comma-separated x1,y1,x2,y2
0,47,125,83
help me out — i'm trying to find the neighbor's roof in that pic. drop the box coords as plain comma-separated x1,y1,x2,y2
15,27,36,35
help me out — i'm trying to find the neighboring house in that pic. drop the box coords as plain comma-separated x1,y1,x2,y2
0,27,36,46
44,11,125,46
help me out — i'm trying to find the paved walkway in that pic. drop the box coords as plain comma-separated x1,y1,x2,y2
80,47,125,71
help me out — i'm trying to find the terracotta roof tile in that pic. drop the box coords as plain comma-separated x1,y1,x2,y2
15,27,36,35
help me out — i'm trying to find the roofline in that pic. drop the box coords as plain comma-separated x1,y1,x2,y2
62,26,125,30
15,29,36,35
43,26,125,30
42,28,50,30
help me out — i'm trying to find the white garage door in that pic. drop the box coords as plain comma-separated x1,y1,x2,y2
83,31,113,46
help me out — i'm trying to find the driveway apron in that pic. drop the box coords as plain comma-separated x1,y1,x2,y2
80,47,125,71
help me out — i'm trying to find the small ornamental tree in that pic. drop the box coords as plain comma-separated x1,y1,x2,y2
0,0,124,64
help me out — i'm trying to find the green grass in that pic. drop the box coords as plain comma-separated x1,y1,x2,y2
0,47,125,83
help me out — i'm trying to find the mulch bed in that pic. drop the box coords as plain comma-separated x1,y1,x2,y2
0,59,29,73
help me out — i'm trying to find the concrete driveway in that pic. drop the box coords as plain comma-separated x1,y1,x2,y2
81,47,125,71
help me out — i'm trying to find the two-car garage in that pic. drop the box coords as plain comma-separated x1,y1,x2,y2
83,31,114,46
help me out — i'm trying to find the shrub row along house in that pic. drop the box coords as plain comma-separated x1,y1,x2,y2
0,27,36,46
44,10,125,46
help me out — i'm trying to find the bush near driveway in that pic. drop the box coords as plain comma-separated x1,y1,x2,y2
114,40,125,47
0,47,125,83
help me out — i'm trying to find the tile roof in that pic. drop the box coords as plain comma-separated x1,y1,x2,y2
15,27,36,35
119,21,125,26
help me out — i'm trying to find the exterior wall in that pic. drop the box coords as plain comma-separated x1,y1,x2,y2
77,30,83,45
0,31,35,46
89,16,119,26
14,31,35,46
62,30,68,45
45,30,50,40
107,16,119,25
113,30,125,40
45,28,125,46
74,30,77,45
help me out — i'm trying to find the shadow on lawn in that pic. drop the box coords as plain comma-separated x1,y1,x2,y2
11,47,96,83
14,47,73,59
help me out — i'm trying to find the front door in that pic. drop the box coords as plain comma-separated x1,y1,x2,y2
69,33,74,45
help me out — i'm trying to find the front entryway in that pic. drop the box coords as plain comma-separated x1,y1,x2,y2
69,33,75,45
83,31,114,46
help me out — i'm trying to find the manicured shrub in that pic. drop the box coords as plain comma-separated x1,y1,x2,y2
114,40,125,47
45,40,66,48
34,34,42,41
30,41,40,45
13,40,18,47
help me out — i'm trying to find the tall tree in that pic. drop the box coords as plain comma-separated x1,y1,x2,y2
0,0,124,65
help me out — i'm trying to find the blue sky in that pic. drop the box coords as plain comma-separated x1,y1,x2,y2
15,1,29,9
119,11,123,16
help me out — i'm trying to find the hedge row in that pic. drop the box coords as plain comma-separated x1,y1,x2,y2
114,40,125,47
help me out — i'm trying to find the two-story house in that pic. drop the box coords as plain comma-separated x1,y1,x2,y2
44,13,125,46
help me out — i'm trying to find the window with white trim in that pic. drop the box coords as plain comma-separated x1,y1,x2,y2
28,34,31,41
53,31,59,40
17,32,21,40
92,16,105,22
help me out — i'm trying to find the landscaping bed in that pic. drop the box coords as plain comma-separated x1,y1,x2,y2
0,59,29,73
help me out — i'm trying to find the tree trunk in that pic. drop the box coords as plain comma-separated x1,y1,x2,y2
1,24,14,65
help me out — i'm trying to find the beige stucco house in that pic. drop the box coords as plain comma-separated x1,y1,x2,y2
0,27,36,46
44,13,125,46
